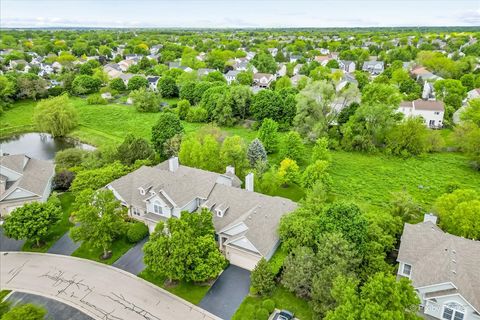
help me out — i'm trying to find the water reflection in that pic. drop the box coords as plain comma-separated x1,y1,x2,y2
0,133,95,160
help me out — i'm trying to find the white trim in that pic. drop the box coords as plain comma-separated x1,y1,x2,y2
0,186,40,201
416,282,457,290
429,293,480,316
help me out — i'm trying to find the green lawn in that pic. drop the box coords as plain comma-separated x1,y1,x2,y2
71,237,135,265
328,151,480,210
138,269,211,305
0,100,37,138
22,192,75,253
232,286,313,320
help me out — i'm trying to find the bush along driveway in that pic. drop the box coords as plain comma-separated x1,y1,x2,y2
199,265,251,320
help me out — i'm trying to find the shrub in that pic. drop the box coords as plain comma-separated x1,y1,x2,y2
127,222,149,243
86,93,107,105
186,107,208,122
262,299,275,313
255,308,270,320
251,258,276,296
53,170,75,191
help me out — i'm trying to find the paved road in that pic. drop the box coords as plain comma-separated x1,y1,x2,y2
47,231,81,255
0,228,24,251
0,252,221,320
6,291,94,320
113,237,147,275
199,265,251,320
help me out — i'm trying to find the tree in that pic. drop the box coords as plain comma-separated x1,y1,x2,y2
236,71,253,85
55,148,89,170
53,170,75,191
3,195,62,247
70,162,129,192
177,99,191,120
179,81,196,104
361,83,402,108
277,158,299,186
229,85,252,120
325,273,420,320
301,160,332,190
250,90,284,122
294,80,336,142
157,76,178,98
310,233,360,317
16,73,47,100
179,133,222,172
434,189,480,240
127,75,148,91
1,304,47,320
109,78,126,92
151,112,184,158
311,137,332,162
116,134,154,165
252,52,277,74
70,189,127,259
279,131,305,163
247,138,267,167
33,94,78,137
251,258,275,296
460,98,480,126
129,88,161,112
282,246,317,298
143,209,226,283
386,117,429,156
275,76,292,90
434,79,467,110
390,190,423,224
258,119,279,153
453,121,480,170
220,135,248,175
71,75,102,95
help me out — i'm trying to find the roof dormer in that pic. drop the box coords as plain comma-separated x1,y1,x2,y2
215,203,229,218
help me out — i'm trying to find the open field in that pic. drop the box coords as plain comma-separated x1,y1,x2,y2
2,98,479,209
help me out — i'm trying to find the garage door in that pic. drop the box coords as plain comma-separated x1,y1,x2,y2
226,245,261,271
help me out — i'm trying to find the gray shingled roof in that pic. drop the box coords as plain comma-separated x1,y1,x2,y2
397,222,480,311
0,154,55,201
209,184,297,257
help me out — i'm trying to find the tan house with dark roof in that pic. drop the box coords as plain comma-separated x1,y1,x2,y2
107,157,296,270
0,154,55,217
397,217,480,320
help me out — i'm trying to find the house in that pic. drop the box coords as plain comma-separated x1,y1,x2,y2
103,63,123,79
277,64,287,77
422,82,436,100
224,70,240,85
291,74,306,87
362,61,384,75
411,66,443,82
289,55,301,63
268,48,278,57
150,44,163,55
293,64,303,76
398,99,445,128
397,217,480,320
467,88,480,101
336,73,358,92
9,59,28,70
314,55,331,66
197,68,216,77
147,76,160,91
118,59,136,72
106,158,297,270
253,73,275,88
0,154,55,217
119,73,135,86
339,60,356,73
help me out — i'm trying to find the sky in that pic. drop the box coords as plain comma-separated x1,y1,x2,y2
1,0,479,28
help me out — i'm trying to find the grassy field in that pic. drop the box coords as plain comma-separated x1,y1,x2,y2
138,269,211,305
22,192,75,253
232,286,313,320
71,237,135,265
2,98,480,208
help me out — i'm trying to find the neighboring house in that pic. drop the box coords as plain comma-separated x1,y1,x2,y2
314,55,331,66
150,44,163,55
397,217,480,320
293,64,303,76
0,154,55,217
147,76,160,91
362,61,384,75
118,59,135,72
467,88,480,101
290,55,301,63
103,63,123,79
119,73,135,86
411,66,443,82
197,68,216,77
422,82,436,100
336,72,358,92
291,74,306,87
339,60,356,73
9,59,28,69
253,73,275,88
106,158,297,270
268,48,278,57
398,99,445,128
277,64,287,77
224,70,240,85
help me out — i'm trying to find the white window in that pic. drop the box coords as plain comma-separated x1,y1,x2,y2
153,202,161,214
443,303,465,320
434,112,440,115
402,263,412,276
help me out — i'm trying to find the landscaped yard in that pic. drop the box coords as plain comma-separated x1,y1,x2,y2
138,268,211,305
71,236,135,265
232,286,313,320
22,192,75,253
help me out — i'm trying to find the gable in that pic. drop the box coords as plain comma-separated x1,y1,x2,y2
2,187,38,201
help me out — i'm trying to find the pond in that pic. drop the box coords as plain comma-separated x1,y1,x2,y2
0,133,95,160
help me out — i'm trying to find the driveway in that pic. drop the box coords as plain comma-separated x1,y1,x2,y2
6,291,93,320
0,252,221,320
113,237,147,275
47,231,81,255
199,265,251,320
0,228,24,251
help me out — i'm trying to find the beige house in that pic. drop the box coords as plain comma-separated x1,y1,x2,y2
397,216,480,320
107,158,297,270
0,154,55,217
